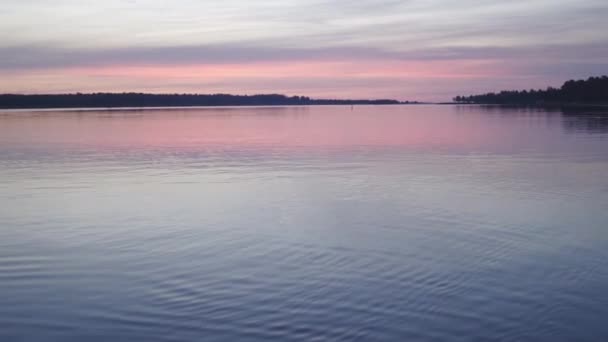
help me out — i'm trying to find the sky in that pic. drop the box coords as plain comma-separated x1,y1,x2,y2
1,0,607,101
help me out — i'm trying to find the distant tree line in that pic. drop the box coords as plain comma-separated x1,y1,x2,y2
0,93,411,109
454,76,608,104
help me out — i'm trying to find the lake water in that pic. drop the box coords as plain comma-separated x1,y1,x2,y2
1,105,608,341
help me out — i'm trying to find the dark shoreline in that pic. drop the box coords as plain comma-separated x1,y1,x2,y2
0,93,421,110
453,76,608,105
439,102,608,109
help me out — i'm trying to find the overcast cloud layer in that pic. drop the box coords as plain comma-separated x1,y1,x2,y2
1,0,607,101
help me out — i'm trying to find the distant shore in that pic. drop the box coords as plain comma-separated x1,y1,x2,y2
453,76,608,106
0,93,421,109
439,102,608,108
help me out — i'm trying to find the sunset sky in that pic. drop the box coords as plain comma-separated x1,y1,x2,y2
1,0,607,101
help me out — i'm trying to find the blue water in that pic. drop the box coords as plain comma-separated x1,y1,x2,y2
1,105,608,341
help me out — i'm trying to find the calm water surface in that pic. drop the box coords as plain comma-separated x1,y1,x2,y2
1,105,608,341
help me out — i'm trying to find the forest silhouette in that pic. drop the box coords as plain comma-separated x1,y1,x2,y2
0,93,412,109
454,76,608,104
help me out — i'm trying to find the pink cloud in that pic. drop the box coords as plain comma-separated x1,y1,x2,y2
1,58,517,101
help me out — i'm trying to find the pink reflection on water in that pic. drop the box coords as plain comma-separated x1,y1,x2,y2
0,105,554,153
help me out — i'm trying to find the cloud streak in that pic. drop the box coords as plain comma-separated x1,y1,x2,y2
3,42,607,70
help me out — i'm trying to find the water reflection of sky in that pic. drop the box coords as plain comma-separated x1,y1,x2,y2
1,105,608,342
1,106,607,153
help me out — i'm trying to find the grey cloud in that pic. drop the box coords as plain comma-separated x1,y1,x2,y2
0,44,395,69
1,42,607,71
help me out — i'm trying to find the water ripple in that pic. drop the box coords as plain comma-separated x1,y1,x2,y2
1,106,608,341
